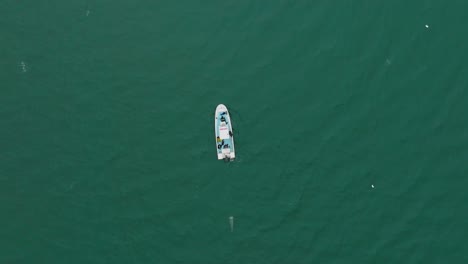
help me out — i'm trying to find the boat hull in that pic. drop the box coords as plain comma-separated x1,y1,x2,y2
214,104,235,160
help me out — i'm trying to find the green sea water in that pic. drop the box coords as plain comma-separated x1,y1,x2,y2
2,1,468,263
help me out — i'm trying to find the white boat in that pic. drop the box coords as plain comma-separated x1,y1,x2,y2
215,104,235,160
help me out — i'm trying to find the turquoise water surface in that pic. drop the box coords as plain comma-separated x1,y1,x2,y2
1,1,468,263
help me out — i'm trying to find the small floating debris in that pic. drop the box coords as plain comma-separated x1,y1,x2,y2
19,61,27,72
229,216,234,232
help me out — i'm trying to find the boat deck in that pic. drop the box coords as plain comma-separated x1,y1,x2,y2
215,110,234,159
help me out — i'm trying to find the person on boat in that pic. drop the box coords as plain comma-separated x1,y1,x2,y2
221,139,224,145
229,131,233,137
216,136,221,142
220,116,226,122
